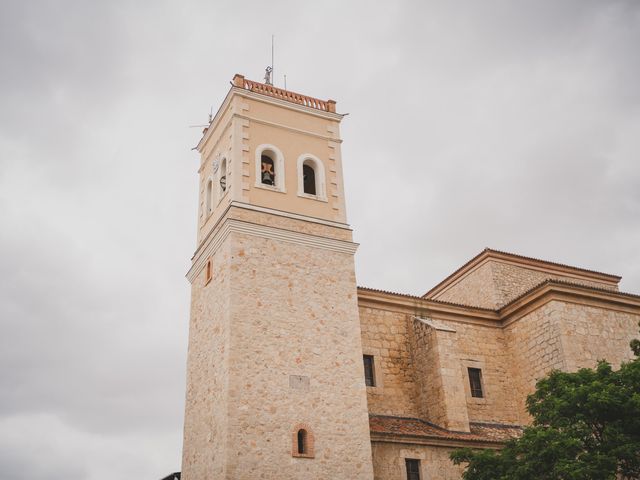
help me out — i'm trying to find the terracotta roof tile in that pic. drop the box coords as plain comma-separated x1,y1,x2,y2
358,280,640,314
369,415,522,444
357,286,496,311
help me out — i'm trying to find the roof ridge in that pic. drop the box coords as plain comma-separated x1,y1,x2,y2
483,248,621,280
423,248,621,298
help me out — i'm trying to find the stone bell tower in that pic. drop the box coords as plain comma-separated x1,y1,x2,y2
181,74,374,479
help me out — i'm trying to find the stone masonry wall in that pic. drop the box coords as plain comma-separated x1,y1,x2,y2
434,260,618,309
504,302,566,424
490,262,617,307
181,241,231,480
505,300,639,423
222,230,374,479
432,262,500,309
447,321,519,425
359,306,421,418
415,324,470,431
556,301,638,372
408,320,449,426
359,305,520,428
371,442,465,480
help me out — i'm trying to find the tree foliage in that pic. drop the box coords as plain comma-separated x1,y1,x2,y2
451,324,640,480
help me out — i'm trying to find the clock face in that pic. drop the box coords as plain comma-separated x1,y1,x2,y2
220,176,227,191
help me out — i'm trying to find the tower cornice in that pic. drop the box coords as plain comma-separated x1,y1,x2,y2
187,203,358,283
196,75,345,153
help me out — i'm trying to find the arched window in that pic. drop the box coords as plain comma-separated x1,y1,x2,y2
219,158,227,195
261,154,275,186
297,429,307,454
205,179,213,215
297,154,326,201
291,424,314,458
303,164,316,195
255,145,286,192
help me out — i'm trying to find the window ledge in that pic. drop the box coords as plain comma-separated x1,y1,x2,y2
254,183,286,194
292,453,315,459
297,192,328,202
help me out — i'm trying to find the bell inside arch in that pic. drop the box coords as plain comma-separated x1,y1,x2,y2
261,155,275,186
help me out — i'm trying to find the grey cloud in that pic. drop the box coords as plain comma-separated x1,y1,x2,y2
1,1,639,479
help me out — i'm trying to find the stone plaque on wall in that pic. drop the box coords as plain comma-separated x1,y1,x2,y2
289,375,310,390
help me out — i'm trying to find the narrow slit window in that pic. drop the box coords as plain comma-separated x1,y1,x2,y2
261,154,275,186
205,179,213,215
468,367,483,398
363,355,375,387
405,459,421,480
303,163,316,195
219,159,227,193
291,425,314,458
297,429,307,455
205,259,212,285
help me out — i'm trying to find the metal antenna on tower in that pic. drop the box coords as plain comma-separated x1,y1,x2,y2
264,35,275,86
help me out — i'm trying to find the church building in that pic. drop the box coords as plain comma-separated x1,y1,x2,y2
179,74,640,480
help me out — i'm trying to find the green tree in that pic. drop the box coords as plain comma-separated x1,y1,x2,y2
451,324,640,480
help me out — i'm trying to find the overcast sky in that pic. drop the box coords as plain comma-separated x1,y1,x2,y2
1,1,639,479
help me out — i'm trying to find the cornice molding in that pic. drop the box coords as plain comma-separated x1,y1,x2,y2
230,201,351,229
499,281,640,327
357,288,501,327
187,217,359,283
358,281,640,329
196,86,345,151
232,87,344,121
192,202,352,261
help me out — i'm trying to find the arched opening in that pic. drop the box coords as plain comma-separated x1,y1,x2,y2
261,154,275,186
219,158,227,194
297,429,307,455
296,154,326,200
255,145,285,192
302,164,316,195
205,179,213,215
291,424,314,458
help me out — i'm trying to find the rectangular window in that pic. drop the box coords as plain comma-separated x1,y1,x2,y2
468,367,483,398
405,458,421,480
363,355,375,387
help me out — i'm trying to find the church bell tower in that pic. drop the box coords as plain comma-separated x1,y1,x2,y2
181,74,374,479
